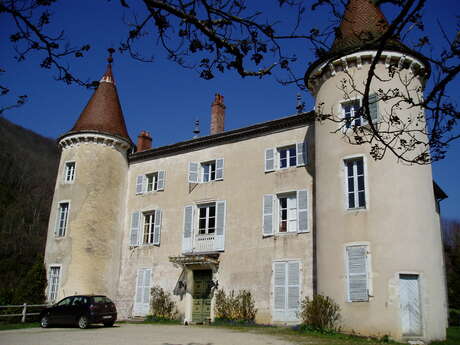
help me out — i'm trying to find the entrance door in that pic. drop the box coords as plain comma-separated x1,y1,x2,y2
399,274,422,336
192,270,212,323
133,268,152,316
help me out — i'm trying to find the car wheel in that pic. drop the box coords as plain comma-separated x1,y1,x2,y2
77,315,89,329
40,315,49,328
103,321,115,327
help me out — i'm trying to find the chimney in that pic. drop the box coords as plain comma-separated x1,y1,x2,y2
137,130,152,152
210,93,225,135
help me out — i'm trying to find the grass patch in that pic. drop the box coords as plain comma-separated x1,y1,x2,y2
431,327,460,345
143,316,181,325
0,322,39,331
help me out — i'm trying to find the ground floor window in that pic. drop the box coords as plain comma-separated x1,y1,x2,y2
48,266,61,302
346,244,369,302
272,260,301,322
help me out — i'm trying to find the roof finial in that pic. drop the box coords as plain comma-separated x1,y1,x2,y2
193,118,201,139
100,48,116,84
296,93,305,114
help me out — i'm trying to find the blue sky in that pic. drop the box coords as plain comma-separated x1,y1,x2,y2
1,0,459,219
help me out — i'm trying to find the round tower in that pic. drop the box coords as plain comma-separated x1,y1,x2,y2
306,0,447,342
44,57,132,301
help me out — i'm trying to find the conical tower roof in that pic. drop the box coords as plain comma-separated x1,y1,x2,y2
68,58,131,142
305,0,428,85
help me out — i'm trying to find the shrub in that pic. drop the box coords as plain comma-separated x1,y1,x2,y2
150,286,177,320
449,309,460,326
214,289,257,323
299,295,341,332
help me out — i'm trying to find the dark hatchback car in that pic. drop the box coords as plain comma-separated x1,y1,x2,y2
40,295,117,329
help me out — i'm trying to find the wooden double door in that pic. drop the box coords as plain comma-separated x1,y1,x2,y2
192,270,212,323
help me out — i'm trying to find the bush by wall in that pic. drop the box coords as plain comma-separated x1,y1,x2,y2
149,286,177,320
214,289,257,323
299,295,341,332
449,309,460,326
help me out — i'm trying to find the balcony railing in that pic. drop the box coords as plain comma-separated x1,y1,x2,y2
194,234,215,253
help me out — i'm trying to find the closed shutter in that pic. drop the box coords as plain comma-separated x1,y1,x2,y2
296,142,307,166
368,93,379,123
182,205,194,253
135,270,143,304
130,211,141,246
136,175,144,194
143,269,151,305
263,195,274,236
134,268,152,316
215,158,224,180
188,162,199,183
157,171,165,191
347,246,369,301
214,200,226,251
153,209,162,245
265,148,275,172
286,261,300,321
273,262,286,321
297,190,308,233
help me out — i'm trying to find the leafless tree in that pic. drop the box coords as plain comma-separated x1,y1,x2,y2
1,0,459,164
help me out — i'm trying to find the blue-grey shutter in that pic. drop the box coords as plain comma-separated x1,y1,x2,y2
263,195,274,236
130,211,141,246
182,205,194,253
215,158,224,181
157,171,165,191
347,246,369,301
286,261,300,321
265,148,275,172
188,162,199,183
136,176,144,195
368,93,379,123
153,209,162,245
297,190,308,233
214,200,226,251
296,142,307,166
273,261,286,321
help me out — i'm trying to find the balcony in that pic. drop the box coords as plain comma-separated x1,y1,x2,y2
193,234,216,253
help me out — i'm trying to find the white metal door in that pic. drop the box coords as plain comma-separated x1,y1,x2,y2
399,274,422,336
133,268,152,316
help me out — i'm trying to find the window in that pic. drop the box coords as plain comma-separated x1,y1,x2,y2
344,157,366,209
346,245,369,302
342,94,379,129
263,190,308,236
64,162,75,183
278,193,297,233
272,260,301,321
188,158,224,183
182,201,226,253
265,142,306,172
143,212,156,244
136,171,165,194
198,203,216,234
55,202,69,237
48,266,61,302
129,209,162,246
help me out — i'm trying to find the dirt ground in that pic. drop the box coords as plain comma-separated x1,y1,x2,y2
0,323,298,345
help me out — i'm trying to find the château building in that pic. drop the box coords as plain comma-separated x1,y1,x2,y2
44,0,448,342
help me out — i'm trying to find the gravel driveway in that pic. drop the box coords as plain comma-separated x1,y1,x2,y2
0,324,297,345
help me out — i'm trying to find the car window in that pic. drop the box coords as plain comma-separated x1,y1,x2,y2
93,296,112,304
72,296,88,306
56,297,73,306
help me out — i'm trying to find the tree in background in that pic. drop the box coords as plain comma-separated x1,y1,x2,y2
442,219,460,312
0,0,459,164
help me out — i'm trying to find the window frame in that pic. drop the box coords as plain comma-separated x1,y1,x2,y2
339,94,380,131
47,264,62,303
343,155,368,211
55,201,70,237
277,145,297,170
142,211,156,245
277,192,298,234
264,142,306,173
63,161,76,184
197,202,217,235
344,242,373,302
201,161,217,182
188,158,224,183
136,170,165,195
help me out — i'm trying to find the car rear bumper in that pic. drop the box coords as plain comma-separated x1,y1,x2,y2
89,312,117,324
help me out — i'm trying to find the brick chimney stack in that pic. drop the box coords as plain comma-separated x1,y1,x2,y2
137,130,152,152
210,93,225,135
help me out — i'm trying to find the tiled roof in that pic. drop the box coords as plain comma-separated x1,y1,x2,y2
69,63,131,142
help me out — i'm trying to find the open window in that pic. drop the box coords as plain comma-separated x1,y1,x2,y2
341,94,379,129
265,142,306,172
188,158,224,183
136,171,165,194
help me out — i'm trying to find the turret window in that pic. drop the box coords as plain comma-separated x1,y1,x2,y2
344,157,366,209
55,202,70,237
341,94,379,129
64,162,75,183
47,265,61,302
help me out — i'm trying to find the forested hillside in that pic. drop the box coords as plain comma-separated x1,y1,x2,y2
0,117,59,304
